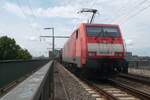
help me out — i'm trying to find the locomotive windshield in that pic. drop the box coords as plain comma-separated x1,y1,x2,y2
87,26,121,37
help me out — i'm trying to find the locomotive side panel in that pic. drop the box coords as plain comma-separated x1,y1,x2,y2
62,24,87,68
79,24,88,67
74,24,88,68
62,32,76,64
75,29,81,67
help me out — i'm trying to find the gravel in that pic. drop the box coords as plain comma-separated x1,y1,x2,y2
56,63,102,100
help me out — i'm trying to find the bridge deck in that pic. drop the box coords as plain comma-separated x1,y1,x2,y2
0,61,53,100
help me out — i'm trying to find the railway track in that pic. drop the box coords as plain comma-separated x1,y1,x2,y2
83,72,150,100
84,80,139,100
108,73,150,100
118,73,150,85
76,72,150,100
61,63,139,100
75,73,139,100
61,63,150,100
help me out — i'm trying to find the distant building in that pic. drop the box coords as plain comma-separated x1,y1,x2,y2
49,51,53,59
49,49,61,59
125,52,134,61
126,52,132,57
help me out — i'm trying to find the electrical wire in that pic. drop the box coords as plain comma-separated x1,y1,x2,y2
16,0,42,36
108,0,137,23
26,0,43,33
120,3,150,24
111,0,149,23
16,0,28,18
27,0,37,20
90,0,98,8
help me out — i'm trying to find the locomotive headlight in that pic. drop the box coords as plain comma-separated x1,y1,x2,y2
115,52,123,56
115,53,118,56
88,52,96,56
119,53,122,56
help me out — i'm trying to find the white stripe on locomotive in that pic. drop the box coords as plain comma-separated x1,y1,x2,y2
88,43,123,55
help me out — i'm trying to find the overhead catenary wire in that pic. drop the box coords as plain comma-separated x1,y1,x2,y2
89,0,101,23
26,0,43,34
16,0,35,34
108,0,141,23
111,0,150,24
115,0,133,14
27,0,37,20
16,0,43,35
16,0,39,23
90,0,98,8
16,0,28,18
119,2,150,24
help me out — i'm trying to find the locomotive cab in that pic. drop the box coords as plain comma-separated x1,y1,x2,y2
85,24,128,76
86,25,124,58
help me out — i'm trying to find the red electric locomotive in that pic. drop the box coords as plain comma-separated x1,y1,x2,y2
62,23,128,77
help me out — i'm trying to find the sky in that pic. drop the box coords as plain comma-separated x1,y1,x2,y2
0,0,150,57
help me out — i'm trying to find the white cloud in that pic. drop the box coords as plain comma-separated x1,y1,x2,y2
28,36,38,41
35,5,79,18
3,1,102,19
3,2,24,17
3,2,80,18
2,0,150,56
3,2,34,18
30,22,41,29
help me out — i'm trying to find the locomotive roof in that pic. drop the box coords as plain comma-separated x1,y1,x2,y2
80,23,119,27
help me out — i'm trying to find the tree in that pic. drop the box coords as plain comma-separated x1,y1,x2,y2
0,36,32,60
17,49,32,60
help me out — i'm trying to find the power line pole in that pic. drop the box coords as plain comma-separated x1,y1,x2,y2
40,28,69,58
43,27,55,55
52,28,54,55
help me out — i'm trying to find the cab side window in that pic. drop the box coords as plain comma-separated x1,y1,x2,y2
76,30,78,39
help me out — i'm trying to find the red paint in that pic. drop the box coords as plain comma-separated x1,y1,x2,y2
62,23,126,68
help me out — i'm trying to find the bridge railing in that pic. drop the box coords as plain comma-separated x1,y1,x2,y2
0,61,54,100
0,59,49,90
128,60,150,70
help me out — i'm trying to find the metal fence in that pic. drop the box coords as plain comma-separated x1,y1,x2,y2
128,60,150,70
0,61,54,100
0,59,49,89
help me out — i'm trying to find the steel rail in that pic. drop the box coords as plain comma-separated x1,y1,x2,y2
108,78,150,100
118,73,150,85
64,65,119,100
82,79,119,100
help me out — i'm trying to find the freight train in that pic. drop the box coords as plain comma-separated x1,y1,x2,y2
61,23,128,78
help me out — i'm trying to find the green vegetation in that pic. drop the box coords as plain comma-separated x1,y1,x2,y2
0,36,32,60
